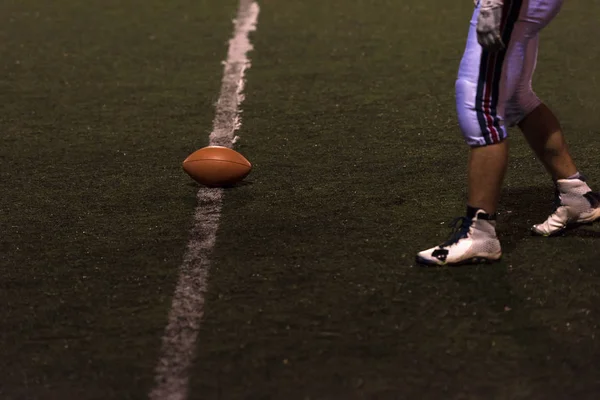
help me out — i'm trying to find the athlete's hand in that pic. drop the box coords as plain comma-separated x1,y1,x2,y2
476,0,505,52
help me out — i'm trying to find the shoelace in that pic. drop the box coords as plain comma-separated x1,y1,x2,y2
441,216,473,247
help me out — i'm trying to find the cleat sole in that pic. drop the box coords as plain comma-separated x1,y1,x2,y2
415,255,501,267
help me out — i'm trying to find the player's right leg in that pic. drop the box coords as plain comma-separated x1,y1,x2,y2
505,1,600,235
519,105,600,236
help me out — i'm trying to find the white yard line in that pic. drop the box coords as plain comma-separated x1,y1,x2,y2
149,2,259,399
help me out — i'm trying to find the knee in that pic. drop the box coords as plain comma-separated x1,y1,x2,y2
455,78,481,146
455,78,503,147
506,87,542,126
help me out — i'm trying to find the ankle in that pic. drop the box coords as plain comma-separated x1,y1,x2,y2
466,205,497,220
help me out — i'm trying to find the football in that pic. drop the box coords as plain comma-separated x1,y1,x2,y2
182,146,252,187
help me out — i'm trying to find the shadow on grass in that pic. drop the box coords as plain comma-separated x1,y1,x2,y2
186,180,254,189
561,223,600,238
497,185,553,253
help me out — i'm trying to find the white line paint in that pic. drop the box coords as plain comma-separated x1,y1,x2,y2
149,2,259,399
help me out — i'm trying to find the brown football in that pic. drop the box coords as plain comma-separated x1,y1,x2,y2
182,146,252,187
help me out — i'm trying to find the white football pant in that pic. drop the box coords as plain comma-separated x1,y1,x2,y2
456,0,563,147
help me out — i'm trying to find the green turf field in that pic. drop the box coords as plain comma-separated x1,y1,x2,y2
2,0,600,399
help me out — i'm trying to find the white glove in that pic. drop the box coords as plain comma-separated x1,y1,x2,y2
476,0,505,52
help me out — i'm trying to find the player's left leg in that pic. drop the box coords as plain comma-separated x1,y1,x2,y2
467,141,508,216
417,0,569,265
416,1,519,266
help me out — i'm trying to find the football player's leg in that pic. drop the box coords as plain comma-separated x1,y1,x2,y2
508,29,577,181
519,106,600,237
455,3,510,151
519,104,577,181
506,16,600,235
455,2,514,216
416,3,518,266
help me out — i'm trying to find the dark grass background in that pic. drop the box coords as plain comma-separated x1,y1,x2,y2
2,0,600,399
0,0,237,398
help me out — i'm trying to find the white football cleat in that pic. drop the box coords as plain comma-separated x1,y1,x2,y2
416,209,502,266
532,178,600,236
